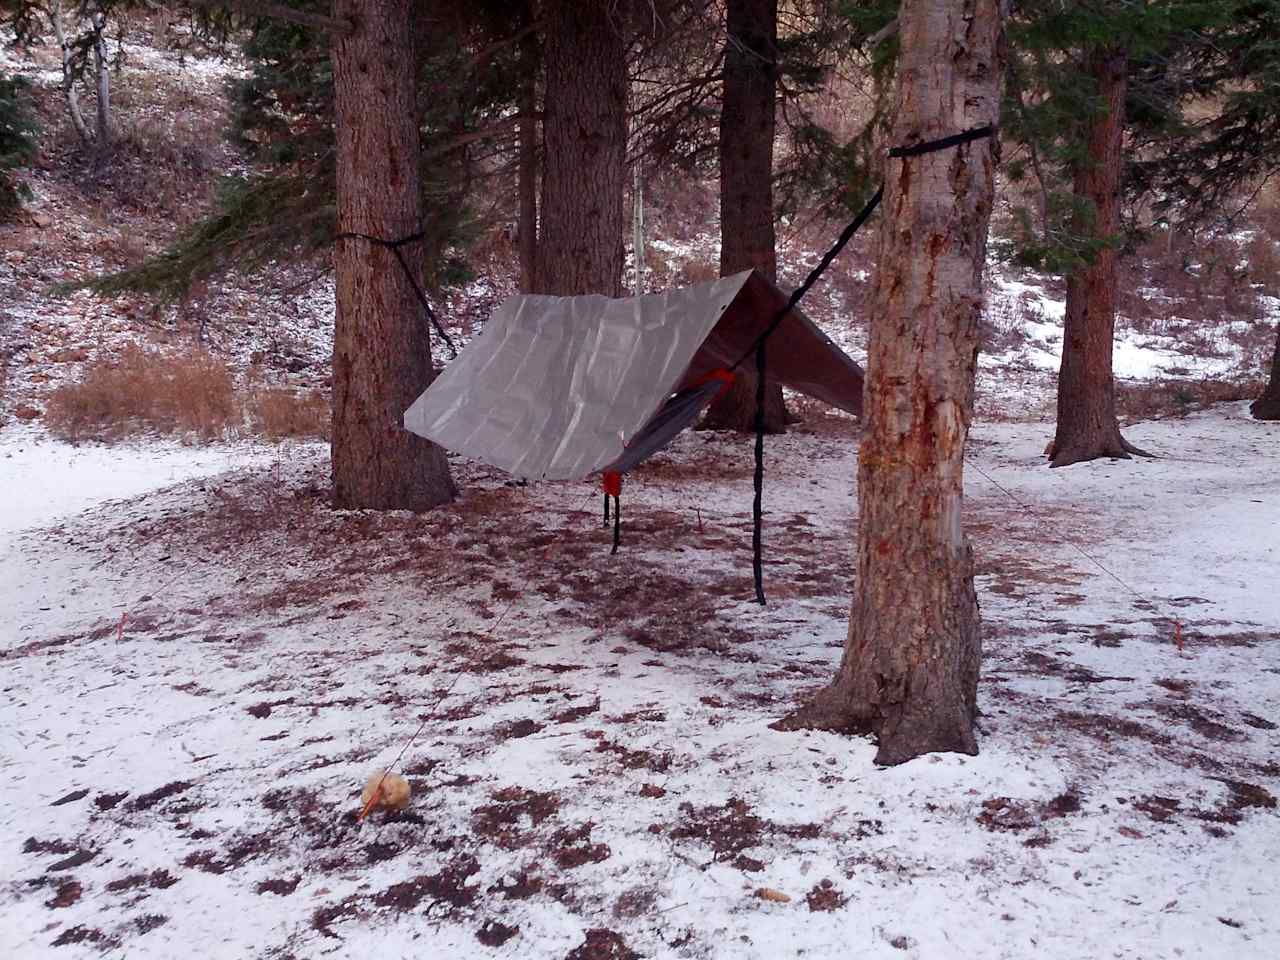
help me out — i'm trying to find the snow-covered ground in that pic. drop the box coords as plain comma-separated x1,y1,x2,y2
2,405,1277,959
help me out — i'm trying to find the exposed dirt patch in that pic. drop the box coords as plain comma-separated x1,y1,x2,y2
1150,701,1246,742
256,876,300,896
549,822,611,869
47,849,97,872
50,926,120,949
134,914,168,934
311,897,362,940
594,738,672,773
105,870,178,893
1202,778,1277,825
979,789,1083,832
372,856,480,911
553,701,601,723
488,870,545,901
476,919,520,946
45,881,82,908
977,798,1039,832
129,781,191,811
49,788,90,807
805,879,848,912
564,928,641,960
472,787,562,849
495,718,544,740
671,798,764,859
22,837,75,856
1055,710,1172,746
1134,795,1182,822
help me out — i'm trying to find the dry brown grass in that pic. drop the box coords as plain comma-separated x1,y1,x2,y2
45,343,237,441
44,344,333,442
1116,377,1263,423
249,386,330,440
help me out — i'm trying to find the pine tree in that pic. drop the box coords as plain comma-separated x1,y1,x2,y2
700,0,789,434
534,1,628,296
330,0,455,510
779,0,1004,764
0,72,39,219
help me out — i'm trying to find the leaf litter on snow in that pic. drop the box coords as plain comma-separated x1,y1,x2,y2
2,402,1278,959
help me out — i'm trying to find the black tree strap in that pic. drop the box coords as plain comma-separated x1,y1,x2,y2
745,123,994,606
610,495,621,555
334,230,460,359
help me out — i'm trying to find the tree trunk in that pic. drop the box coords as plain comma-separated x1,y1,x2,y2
517,18,538,293
535,1,627,296
51,0,92,148
330,0,455,511
1048,50,1149,467
777,0,1003,766
1251,322,1280,420
701,0,787,434
91,10,113,162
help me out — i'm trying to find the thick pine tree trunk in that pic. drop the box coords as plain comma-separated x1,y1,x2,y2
701,0,788,434
517,19,538,293
330,0,455,510
1049,50,1148,467
778,0,1003,765
535,2,626,296
1250,324,1280,420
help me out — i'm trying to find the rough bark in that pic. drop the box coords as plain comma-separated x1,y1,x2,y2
535,1,627,296
701,0,787,434
777,0,1003,765
1251,323,1280,420
330,0,455,511
1048,50,1149,467
517,20,538,293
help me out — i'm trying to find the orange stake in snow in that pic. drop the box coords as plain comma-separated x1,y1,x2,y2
116,612,128,642
1174,619,1184,655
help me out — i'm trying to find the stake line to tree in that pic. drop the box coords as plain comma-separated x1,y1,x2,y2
966,458,1184,643
359,488,597,820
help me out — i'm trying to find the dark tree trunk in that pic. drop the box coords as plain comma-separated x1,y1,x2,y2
330,0,455,510
701,0,787,434
1049,50,1149,467
517,16,538,293
778,0,1003,765
535,1,627,296
1251,323,1280,420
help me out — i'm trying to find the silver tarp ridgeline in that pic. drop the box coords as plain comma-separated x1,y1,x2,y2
403,269,865,481
404,272,754,481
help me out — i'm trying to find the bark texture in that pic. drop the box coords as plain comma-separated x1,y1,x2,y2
517,20,538,293
1252,324,1280,419
330,0,455,511
778,0,1003,765
535,2,627,296
1049,51,1148,467
701,0,787,434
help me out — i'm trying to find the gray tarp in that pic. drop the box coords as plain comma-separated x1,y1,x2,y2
404,269,864,481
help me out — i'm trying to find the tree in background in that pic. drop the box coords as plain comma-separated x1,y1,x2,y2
535,1,628,296
1001,1,1280,459
1047,44,1146,467
1123,0,1280,422
330,0,455,510
0,73,39,219
700,0,789,434
2,0,124,162
1254,334,1280,420
780,0,1004,764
